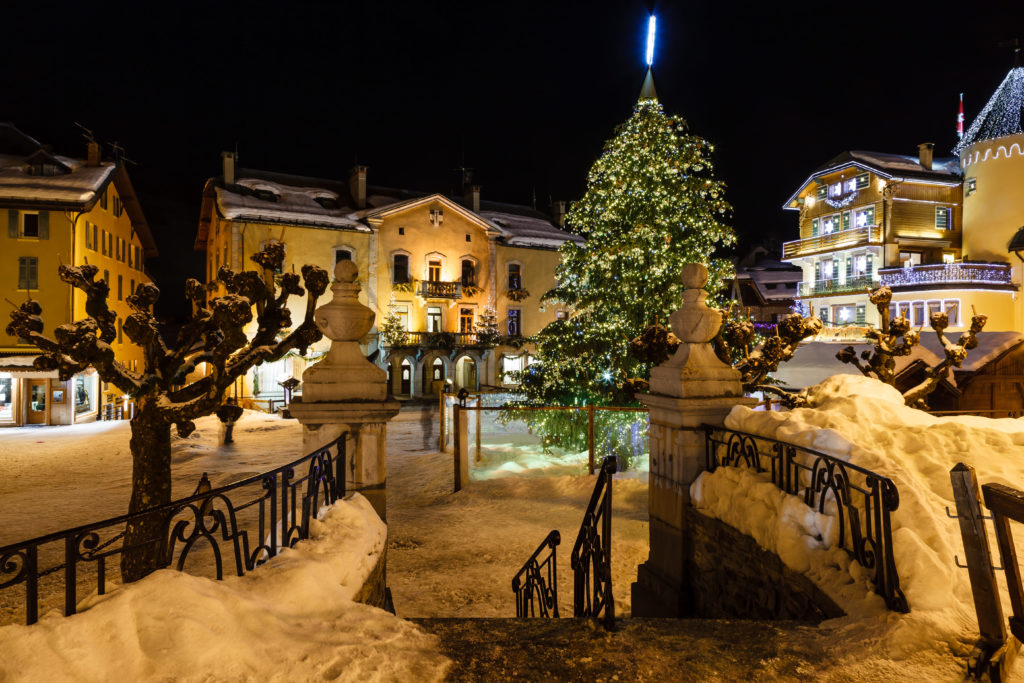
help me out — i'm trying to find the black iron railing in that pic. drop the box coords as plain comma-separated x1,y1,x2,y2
570,455,617,629
512,530,560,618
703,426,908,613
419,280,462,299
0,437,346,625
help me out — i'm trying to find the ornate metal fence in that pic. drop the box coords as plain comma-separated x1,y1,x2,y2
571,455,617,629
703,426,908,613
0,437,346,625
511,530,561,618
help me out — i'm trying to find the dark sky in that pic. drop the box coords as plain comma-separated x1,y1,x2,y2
4,1,1024,317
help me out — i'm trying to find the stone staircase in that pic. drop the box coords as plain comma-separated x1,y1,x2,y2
413,617,825,682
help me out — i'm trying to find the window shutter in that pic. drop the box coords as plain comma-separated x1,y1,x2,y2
38,212,49,239
811,218,819,237
832,259,839,279
8,210,17,238
814,262,821,281
842,212,850,230
866,253,874,276
846,257,853,278
856,304,866,323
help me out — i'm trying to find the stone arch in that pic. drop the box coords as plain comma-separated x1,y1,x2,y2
453,351,481,391
420,351,451,395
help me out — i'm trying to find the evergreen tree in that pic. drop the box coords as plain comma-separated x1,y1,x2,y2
474,305,500,347
523,97,735,405
379,299,408,347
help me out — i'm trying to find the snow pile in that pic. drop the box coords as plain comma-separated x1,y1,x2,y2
0,495,449,683
693,373,1024,662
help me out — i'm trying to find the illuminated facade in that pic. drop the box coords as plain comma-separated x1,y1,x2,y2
195,155,579,404
0,124,157,426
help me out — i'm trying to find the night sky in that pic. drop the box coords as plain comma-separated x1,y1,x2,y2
4,1,1024,318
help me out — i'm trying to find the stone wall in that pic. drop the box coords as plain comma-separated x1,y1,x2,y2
684,510,844,623
353,545,392,611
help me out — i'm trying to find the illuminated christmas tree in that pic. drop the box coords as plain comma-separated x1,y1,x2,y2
523,94,736,406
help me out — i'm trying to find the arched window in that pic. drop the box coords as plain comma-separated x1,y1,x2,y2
432,358,444,381
335,248,353,265
461,259,476,287
393,254,410,284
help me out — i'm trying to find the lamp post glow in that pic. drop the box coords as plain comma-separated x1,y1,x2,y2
645,15,656,66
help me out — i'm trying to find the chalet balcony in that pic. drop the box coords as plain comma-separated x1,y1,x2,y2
798,276,877,297
782,225,882,260
419,280,462,299
878,262,1016,291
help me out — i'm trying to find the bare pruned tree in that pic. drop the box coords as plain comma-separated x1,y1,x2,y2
6,242,329,581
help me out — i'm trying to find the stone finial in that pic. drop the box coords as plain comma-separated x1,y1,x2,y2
302,262,386,402
670,264,721,345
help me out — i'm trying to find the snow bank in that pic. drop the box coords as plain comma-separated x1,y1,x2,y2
0,494,449,683
692,373,1024,662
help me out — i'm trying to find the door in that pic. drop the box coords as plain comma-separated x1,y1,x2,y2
27,380,47,424
400,360,411,395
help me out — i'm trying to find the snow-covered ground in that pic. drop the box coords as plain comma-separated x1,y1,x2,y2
0,494,450,682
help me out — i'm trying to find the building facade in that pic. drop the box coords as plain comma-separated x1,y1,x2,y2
0,124,158,426
195,155,580,404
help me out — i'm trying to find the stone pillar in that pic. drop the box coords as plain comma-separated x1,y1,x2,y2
289,260,400,522
631,263,757,617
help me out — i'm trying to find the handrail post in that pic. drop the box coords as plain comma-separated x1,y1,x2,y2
588,405,595,475
439,391,446,452
475,398,482,463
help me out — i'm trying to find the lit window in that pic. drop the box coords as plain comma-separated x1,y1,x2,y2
507,309,521,336
461,259,476,287
393,304,409,331
854,255,867,277
855,206,875,227
966,178,977,196
427,306,442,332
935,207,951,230
942,252,955,264
556,310,567,320
508,263,522,290
501,354,527,384
432,358,444,381
821,215,838,234
900,251,922,268
428,259,442,282
460,308,474,333
829,182,842,197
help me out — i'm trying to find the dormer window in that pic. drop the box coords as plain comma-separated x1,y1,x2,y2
315,196,339,210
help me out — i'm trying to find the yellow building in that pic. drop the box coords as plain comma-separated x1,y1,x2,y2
0,124,157,426
780,147,1019,331
195,154,579,404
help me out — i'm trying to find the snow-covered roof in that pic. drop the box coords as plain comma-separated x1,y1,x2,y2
919,330,1024,373
481,210,583,249
0,153,115,207
955,66,1024,154
783,150,961,209
215,175,367,231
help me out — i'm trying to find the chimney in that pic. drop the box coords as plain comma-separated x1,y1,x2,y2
349,165,368,209
464,184,481,213
918,143,934,171
221,151,237,185
552,200,566,228
86,141,100,167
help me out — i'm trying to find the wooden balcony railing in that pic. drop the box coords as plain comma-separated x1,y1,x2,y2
419,281,462,299
783,225,882,259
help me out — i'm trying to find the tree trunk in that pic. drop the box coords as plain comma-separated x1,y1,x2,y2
120,407,173,582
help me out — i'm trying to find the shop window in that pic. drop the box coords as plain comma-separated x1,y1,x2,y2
75,374,95,415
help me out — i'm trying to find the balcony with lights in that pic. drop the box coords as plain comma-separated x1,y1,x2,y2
798,276,878,298
782,225,882,260
878,262,1017,292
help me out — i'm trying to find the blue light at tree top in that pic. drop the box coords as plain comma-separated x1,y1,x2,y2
646,15,656,67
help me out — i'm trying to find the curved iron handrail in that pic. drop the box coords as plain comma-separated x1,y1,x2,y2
0,435,346,625
512,530,561,618
570,455,617,630
703,425,908,613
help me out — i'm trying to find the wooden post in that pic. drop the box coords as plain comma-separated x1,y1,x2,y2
439,392,446,452
453,404,469,492
588,405,595,475
951,463,1007,648
475,397,482,463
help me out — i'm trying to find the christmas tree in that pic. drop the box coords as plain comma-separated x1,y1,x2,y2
522,95,735,406
378,299,408,347
474,305,500,347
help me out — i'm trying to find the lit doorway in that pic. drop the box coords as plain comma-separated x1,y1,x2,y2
400,359,412,395
455,356,477,391
27,380,47,424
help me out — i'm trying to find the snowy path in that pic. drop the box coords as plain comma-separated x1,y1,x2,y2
0,406,649,624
